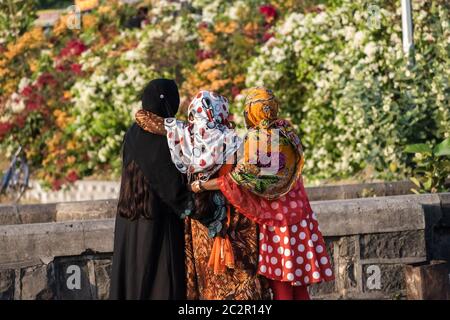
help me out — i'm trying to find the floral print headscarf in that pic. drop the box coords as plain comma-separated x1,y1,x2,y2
164,90,242,182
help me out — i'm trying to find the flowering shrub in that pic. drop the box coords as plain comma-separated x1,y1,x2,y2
0,0,140,189
1,0,448,188
181,1,279,105
246,0,450,182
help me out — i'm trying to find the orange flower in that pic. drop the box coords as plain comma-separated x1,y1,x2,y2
233,74,245,85
214,21,238,34
199,29,217,47
82,14,98,29
244,22,258,37
67,140,77,150
67,156,76,165
28,59,39,73
196,58,222,73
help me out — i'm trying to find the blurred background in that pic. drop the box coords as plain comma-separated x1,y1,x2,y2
0,0,449,202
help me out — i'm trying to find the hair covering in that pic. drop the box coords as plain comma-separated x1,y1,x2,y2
141,78,180,117
164,90,242,182
218,87,307,227
243,87,279,129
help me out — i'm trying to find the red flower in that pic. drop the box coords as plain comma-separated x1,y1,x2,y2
36,73,57,88
16,115,26,128
0,122,13,138
58,39,87,60
262,32,274,42
52,179,63,191
56,64,66,72
66,170,79,183
70,63,82,75
25,100,40,111
198,21,209,29
259,4,277,23
21,85,33,97
196,49,214,61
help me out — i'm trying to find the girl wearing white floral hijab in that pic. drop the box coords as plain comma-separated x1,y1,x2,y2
164,90,242,182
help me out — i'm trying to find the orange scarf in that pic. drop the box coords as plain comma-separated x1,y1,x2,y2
207,164,235,274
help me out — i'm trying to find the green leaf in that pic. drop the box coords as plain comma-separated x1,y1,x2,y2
423,178,433,191
404,144,432,154
434,138,450,157
410,177,422,187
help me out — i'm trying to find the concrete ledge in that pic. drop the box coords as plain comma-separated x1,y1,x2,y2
0,219,114,265
306,180,416,201
1,192,449,299
0,200,117,226
312,193,443,236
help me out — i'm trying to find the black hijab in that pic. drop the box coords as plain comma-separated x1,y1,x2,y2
141,78,180,117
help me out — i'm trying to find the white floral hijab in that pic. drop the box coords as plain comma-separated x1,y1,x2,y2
164,90,242,182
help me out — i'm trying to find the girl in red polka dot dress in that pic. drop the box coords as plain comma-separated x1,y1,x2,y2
192,87,334,300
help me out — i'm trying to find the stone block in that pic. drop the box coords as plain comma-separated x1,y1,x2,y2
54,257,94,300
93,258,112,300
362,264,406,299
0,269,15,300
359,230,426,260
334,236,358,295
20,263,54,300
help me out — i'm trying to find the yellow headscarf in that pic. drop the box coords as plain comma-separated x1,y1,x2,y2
244,87,279,129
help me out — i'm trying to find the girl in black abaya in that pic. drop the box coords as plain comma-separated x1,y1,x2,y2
110,79,199,300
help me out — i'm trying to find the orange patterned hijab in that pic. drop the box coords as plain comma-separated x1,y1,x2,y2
243,87,279,129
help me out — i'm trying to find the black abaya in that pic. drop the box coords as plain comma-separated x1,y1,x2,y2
110,79,194,300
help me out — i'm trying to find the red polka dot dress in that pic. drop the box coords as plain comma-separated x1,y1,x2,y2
258,211,333,286
256,184,334,286
219,175,334,286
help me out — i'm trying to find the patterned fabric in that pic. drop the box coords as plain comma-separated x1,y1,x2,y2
258,212,334,285
135,109,166,135
164,90,242,182
230,87,304,200
185,206,271,300
219,176,310,227
243,87,279,129
218,87,334,287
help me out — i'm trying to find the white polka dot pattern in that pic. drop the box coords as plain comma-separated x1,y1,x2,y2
257,212,334,285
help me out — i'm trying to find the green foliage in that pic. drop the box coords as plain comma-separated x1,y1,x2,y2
246,0,450,183
404,138,450,193
0,0,37,44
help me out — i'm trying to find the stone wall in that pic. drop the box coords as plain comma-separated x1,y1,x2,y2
22,179,419,203
1,193,449,300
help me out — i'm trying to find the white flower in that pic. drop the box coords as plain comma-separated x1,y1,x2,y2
353,31,365,47
363,42,377,58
